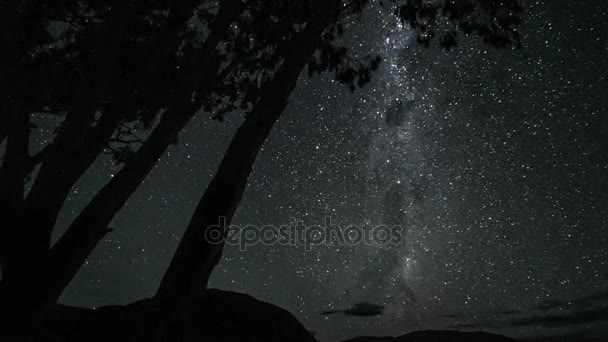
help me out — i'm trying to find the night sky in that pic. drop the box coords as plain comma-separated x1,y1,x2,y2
33,0,607,341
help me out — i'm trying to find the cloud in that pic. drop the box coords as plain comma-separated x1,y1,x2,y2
442,308,520,320
321,302,385,317
534,289,608,312
446,307,608,332
444,289,608,332
509,307,608,328
535,299,565,312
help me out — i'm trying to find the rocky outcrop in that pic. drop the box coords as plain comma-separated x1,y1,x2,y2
1,289,317,342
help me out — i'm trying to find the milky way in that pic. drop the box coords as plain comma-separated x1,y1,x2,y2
37,1,607,341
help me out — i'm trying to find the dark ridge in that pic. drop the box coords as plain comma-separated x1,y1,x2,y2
2,289,317,342
342,330,517,342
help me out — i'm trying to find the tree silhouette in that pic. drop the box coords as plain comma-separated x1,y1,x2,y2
0,0,522,339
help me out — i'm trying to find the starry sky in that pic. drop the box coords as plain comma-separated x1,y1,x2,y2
33,0,607,341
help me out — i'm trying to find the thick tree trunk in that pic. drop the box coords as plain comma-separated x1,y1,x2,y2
3,1,137,309
44,0,244,304
21,2,131,266
0,0,48,308
0,113,29,217
0,111,30,307
23,0,231,257
156,1,339,307
2,0,213,307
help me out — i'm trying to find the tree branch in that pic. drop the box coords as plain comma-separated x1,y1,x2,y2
0,129,6,146
156,0,341,308
25,145,50,174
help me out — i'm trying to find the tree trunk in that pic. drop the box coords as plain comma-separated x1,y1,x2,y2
43,0,244,304
156,1,339,307
21,1,131,267
2,0,213,307
0,111,30,308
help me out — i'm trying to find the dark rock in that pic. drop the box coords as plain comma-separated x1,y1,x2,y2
1,289,317,342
